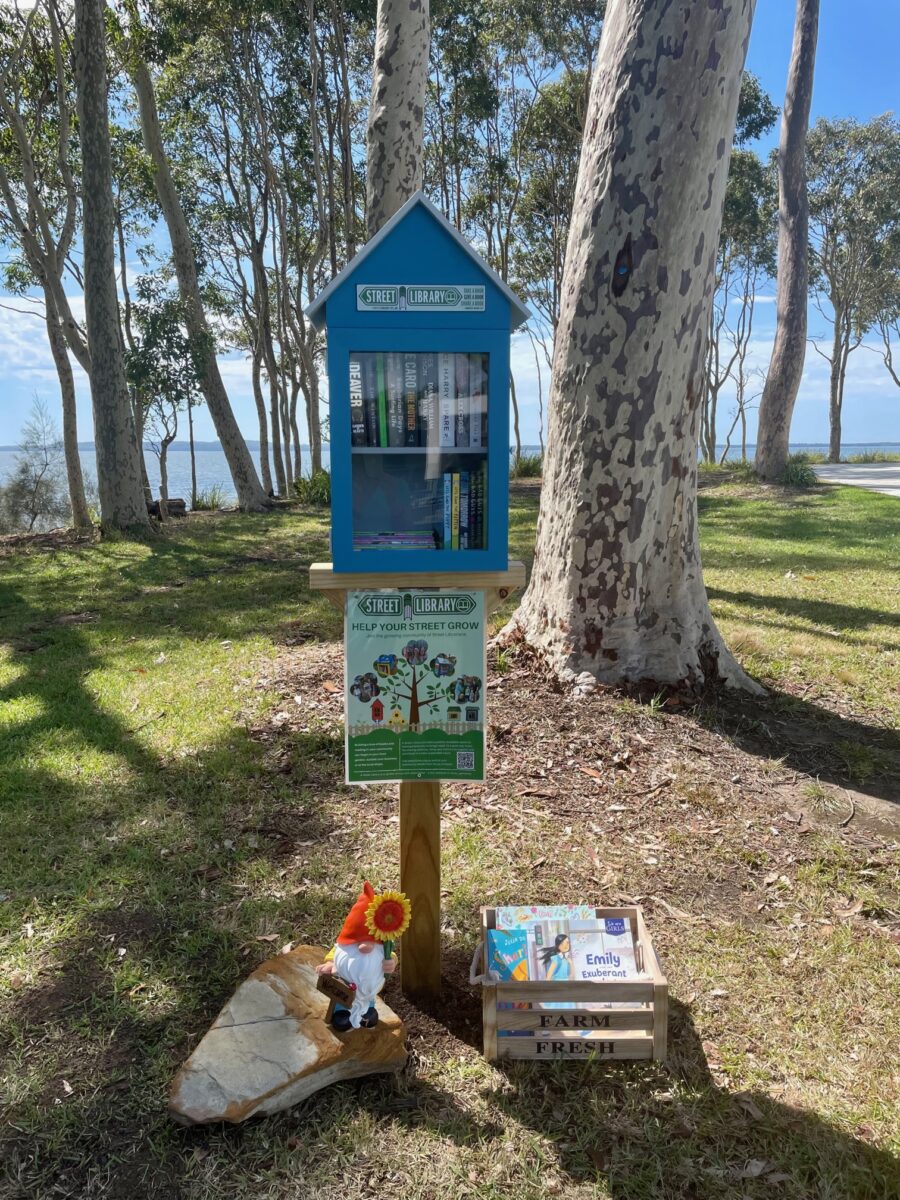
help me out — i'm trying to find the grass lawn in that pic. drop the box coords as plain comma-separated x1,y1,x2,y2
1,483,898,1199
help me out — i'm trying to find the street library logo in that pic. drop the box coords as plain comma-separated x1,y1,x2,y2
356,284,485,313
357,592,476,620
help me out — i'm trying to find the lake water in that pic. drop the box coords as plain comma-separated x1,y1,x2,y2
1,443,898,507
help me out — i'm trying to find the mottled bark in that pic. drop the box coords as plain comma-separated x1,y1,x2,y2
74,0,149,533
251,349,273,495
131,57,268,512
505,0,760,694
365,0,429,237
43,289,91,530
755,0,819,480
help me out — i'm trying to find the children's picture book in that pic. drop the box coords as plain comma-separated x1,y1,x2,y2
487,908,645,1025
486,929,529,981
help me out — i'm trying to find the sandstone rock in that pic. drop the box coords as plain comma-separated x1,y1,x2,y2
169,945,407,1124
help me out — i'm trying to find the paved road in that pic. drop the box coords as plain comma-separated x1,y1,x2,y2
813,463,900,497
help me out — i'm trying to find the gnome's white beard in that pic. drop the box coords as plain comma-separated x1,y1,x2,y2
333,943,385,1028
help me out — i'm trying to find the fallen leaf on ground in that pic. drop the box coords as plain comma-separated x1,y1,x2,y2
833,898,864,919
256,933,279,943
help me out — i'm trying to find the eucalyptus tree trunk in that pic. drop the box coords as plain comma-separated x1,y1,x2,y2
504,0,760,694
365,0,430,237
251,349,273,495
755,0,819,480
131,58,268,512
74,0,149,533
43,289,91,529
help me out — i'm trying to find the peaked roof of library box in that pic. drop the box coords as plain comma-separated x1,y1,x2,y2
305,189,530,331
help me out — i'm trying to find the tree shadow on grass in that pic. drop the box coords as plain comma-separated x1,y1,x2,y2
386,976,900,1200
707,586,900,644
704,682,900,808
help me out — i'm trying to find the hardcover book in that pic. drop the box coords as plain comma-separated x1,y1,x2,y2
438,353,455,447
349,353,366,445
454,353,470,445
418,352,439,447
403,352,419,446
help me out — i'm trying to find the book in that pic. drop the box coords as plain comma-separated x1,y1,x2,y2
349,354,366,445
438,353,455,447
386,352,405,447
475,465,485,549
450,472,460,550
469,353,487,448
459,470,469,549
363,354,379,446
487,929,529,981
418,352,439,447
496,905,600,929
442,473,452,549
376,354,388,448
403,352,419,446
567,923,640,982
454,353,470,445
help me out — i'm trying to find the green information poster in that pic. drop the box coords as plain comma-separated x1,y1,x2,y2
344,589,486,783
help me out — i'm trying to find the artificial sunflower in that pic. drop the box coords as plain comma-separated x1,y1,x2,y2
365,889,412,943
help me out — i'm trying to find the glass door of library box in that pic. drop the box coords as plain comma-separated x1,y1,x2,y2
328,330,510,573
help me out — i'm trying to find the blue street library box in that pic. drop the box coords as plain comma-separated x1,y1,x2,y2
306,191,530,573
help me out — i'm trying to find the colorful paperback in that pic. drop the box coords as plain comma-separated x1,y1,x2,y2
487,929,529,981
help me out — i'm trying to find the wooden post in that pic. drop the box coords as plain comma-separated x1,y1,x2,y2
399,779,441,998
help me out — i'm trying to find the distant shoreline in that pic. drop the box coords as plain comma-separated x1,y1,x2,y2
2,441,898,454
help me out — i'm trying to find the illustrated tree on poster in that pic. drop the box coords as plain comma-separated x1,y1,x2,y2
378,640,455,725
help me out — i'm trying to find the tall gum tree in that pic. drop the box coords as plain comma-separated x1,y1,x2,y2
755,0,819,481
504,0,761,694
130,53,268,512
366,0,430,236
74,0,149,532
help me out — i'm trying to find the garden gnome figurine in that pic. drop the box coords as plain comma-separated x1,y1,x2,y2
316,882,411,1030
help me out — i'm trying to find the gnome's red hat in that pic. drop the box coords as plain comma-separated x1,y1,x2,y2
336,881,377,944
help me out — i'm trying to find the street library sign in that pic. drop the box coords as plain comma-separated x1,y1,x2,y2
344,588,486,784
356,284,486,313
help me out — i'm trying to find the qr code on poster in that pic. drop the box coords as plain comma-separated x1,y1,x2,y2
456,751,475,771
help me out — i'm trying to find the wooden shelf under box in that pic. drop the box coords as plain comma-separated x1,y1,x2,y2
477,906,667,1063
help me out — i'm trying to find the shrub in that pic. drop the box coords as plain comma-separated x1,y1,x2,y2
192,484,228,510
510,452,543,479
294,469,331,506
780,453,819,488
843,450,900,463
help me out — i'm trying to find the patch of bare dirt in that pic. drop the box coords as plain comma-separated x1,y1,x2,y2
251,639,899,935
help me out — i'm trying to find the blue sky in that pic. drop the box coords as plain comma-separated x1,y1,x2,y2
0,0,898,450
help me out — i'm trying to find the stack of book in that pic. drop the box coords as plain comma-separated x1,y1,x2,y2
352,530,438,550
350,351,488,449
442,464,486,549
487,906,642,989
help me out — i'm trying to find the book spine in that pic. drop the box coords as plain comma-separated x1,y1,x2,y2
376,354,388,448
349,354,366,446
470,467,479,549
459,470,469,549
455,353,470,446
450,472,460,549
439,353,455,447
418,353,439,446
403,352,419,446
363,355,378,446
442,474,452,549
479,465,486,548
468,353,485,448
387,353,405,447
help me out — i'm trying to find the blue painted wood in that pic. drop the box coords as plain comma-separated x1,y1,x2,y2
318,200,521,573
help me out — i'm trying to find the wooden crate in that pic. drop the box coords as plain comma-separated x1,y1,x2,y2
476,906,667,1063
